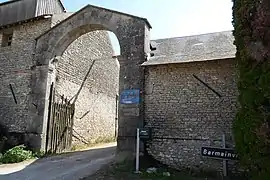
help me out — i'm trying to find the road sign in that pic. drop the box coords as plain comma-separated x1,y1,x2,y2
201,146,238,160
139,128,152,140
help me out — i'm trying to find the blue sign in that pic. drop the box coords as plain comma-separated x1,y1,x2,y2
120,89,140,104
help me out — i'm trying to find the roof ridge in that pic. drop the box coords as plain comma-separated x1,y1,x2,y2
152,30,233,41
86,4,152,29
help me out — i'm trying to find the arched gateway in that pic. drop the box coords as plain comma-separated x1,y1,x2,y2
30,5,151,152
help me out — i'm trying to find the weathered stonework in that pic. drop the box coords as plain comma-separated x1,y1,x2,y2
32,5,151,151
0,15,120,147
144,59,238,172
0,19,51,134
0,1,151,153
56,30,119,145
0,1,241,173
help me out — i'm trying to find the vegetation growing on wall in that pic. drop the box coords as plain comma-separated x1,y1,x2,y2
232,0,270,179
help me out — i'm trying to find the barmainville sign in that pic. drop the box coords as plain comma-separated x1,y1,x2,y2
201,147,239,160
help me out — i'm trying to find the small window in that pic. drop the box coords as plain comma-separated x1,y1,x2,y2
1,32,13,47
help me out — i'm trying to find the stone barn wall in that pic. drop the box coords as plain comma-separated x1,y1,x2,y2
55,30,120,145
0,19,51,135
144,59,238,172
0,15,119,148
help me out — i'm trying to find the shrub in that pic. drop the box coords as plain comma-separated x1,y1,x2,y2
232,0,270,179
0,145,34,164
33,150,45,158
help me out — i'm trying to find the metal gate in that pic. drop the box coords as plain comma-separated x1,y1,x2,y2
45,83,75,153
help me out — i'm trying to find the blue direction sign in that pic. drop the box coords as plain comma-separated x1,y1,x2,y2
120,89,140,104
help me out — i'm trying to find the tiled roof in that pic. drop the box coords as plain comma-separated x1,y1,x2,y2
143,31,236,66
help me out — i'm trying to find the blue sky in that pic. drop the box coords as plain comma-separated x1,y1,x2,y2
0,0,233,55
63,0,233,39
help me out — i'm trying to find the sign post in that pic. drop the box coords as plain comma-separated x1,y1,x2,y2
135,128,140,173
135,128,152,173
201,134,239,178
222,134,228,177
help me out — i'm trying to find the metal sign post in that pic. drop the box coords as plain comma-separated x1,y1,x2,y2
135,128,140,173
222,134,228,177
201,134,239,178
134,128,151,174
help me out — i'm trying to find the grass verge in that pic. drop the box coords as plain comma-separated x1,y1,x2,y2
82,155,248,180
83,159,216,180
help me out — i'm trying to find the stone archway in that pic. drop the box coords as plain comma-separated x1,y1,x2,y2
30,5,151,152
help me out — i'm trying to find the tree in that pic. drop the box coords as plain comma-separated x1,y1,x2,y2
232,0,270,179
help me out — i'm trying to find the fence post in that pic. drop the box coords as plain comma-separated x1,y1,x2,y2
45,83,54,153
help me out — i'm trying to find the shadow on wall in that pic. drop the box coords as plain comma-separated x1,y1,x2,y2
53,30,120,147
0,124,27,153
0,145,116,180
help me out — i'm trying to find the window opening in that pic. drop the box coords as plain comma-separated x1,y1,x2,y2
1,32,13,47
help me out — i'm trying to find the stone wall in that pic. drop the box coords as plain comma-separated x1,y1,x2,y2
144,59,238,172
0,15,119,148
0,19,51,134
33,5,151,151
55,30,119,145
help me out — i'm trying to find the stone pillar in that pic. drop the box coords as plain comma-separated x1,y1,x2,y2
116,24,151,153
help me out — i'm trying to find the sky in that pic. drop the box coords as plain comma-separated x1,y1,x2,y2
0,0,234,55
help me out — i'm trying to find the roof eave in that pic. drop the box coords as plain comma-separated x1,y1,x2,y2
0,14,53,30
0,0,21,7
141,57,236,66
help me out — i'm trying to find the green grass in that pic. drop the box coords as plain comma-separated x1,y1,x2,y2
83,157,228,180
112,161,202,180
83,153,249,180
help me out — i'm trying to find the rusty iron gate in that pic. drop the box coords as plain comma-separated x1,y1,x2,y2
45,83,75,153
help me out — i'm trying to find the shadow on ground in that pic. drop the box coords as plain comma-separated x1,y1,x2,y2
0,145,116,180
84,154,249,180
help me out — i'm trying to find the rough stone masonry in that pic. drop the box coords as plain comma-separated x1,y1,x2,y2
0,19,52,134
143,31,238,172
144,60,238,172
32,4,151,151
0,1,151,152
56,30,120,145
0,16,119,147
0,0,240,174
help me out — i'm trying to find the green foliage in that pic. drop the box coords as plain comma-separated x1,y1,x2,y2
232,0,270,179
33,150,46,158
0,145,34,164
